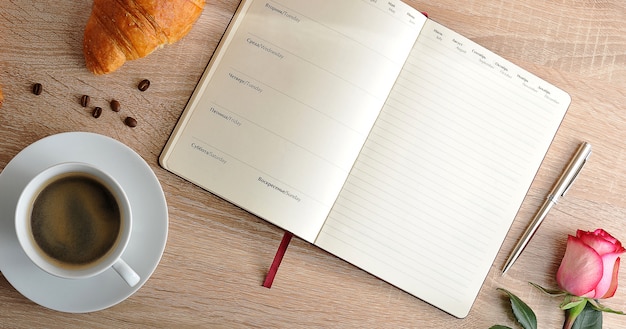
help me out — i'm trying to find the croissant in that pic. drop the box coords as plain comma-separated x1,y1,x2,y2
83,0,206,75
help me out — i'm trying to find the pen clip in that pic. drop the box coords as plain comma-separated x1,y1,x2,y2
560,153,590,197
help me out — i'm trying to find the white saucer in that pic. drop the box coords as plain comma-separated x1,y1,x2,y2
0,132,168,313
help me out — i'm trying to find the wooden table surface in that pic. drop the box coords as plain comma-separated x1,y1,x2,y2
1,0,625,327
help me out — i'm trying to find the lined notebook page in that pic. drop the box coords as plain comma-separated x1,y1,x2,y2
315,19,570,318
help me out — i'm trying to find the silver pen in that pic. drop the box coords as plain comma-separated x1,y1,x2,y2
502,141,592,275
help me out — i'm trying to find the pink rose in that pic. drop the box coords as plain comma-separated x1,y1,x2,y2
556,229,625,298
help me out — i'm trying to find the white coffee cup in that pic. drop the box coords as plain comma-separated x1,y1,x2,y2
15,162,140,287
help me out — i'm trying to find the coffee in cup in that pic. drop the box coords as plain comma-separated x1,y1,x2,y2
30,172,121,268
15,162,140,287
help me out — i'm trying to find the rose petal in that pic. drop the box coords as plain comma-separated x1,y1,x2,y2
596,229,623,250
580,234,620,255
579,230,625,255
591,229,620,245
596,255,621,298
601,257,621,298
557,235,604,297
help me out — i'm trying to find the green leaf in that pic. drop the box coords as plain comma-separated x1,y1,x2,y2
528,282,567,297
587,299,626,315
564,299,588,328
497,288,537,329
571,302,602,329
489,326,513,329
560,295,586,310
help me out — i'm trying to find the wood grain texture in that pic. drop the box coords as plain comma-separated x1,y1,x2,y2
0,0,625,327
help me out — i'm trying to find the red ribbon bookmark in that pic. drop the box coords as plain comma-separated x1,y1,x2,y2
263,231,294,288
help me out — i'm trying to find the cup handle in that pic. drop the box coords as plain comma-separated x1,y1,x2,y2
112,258,140,287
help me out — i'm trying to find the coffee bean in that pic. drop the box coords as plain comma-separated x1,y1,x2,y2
124,116,137,127
110,99,121,112
80,95,90,107
32,83,43,95
92,107,102,118
137,79,150,92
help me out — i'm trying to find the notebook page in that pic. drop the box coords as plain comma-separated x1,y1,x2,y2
315,19,570,318
160,0,426,242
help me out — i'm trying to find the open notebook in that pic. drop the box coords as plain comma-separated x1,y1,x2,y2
160,0,570,318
